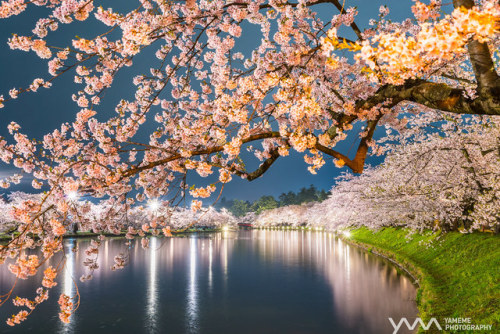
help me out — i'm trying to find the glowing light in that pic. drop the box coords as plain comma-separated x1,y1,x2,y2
67,191,79,201
343,230,351,238
148,199,160,211
222,225,229,232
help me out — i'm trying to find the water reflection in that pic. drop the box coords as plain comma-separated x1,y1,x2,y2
208,240,213,292
0,230,417,334
253,230,417,333
59,239,75,334
146,237,158,333
186,238,198,333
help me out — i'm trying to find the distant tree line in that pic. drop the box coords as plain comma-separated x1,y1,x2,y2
216,185,329,217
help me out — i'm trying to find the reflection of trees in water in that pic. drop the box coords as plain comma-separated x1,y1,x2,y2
0,234,235,334
0,232,416,333
251,230,418,333
59,239,76,334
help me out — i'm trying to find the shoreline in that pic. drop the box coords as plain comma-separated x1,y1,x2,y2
0,228,224,244
345,227,499,333
338,233,422,288
253,226,499,332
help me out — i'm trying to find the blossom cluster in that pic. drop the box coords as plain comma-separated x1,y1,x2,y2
323,1,500,85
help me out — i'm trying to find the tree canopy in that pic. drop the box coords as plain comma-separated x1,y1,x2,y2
253,118,500,233
218,184,329,215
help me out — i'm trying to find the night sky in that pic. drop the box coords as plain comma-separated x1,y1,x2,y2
0,0,430,201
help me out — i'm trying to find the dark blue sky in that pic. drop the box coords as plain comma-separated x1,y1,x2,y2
0,0,421,201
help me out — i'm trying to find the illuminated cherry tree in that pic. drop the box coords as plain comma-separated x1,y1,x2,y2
255,117,500,233
0,197,14,233
254,203,311,227
0,0,498,326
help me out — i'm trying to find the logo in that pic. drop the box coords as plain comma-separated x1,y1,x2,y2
388,317,442,333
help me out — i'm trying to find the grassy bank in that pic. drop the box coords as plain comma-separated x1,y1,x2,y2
346,227,499,331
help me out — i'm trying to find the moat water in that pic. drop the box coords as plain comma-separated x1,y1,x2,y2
0,230,418,333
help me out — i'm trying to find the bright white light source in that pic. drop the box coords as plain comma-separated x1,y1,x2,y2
343,230,351,238
148,199,160,211
67,191,79,201
222,226,229,232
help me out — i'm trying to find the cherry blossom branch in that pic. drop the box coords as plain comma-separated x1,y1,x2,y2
453,0,500,94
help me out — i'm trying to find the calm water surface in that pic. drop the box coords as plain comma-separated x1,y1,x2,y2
0,230,418,333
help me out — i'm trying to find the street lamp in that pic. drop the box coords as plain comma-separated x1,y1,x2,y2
148,199,160,211
67,191,79,201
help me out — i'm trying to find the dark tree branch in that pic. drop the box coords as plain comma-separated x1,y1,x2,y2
315,143,352,163
358,79,500,115
328,0,364,40
246,149,281,181
350,116,381,173
121,132,281,178
316,116,380,173
440,73,475,84
210,149,281,181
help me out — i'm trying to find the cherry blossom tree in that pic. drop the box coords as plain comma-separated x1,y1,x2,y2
0,197,14,233
0,0,498,326
0,195,235,234
253,117,500,233
254,203,310,227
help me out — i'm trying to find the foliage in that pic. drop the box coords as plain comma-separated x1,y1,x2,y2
218,184,328,216
250,195,279,214
218,198,252,217
278,185,329,206
253,119,500,233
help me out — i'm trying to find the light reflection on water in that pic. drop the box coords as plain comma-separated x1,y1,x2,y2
146,237,158,333
0,230,417,334
208,240,213,292
59,239,75,334
186,237,198,333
